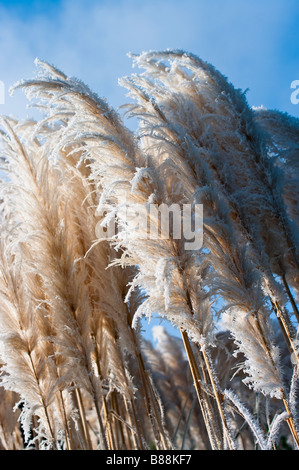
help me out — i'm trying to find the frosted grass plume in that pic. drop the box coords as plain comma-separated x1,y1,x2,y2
1,50,299,450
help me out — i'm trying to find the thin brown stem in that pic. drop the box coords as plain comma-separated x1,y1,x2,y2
181,283,235,450
27,351,56,448
180,328,221,450
281,272,299,322
282,393,299,449
273,300,299,365
252,310,299,448
73,388,93,450
136,351,170,450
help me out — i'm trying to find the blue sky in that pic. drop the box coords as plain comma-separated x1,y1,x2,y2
0,0,299,120
0,0,298,341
